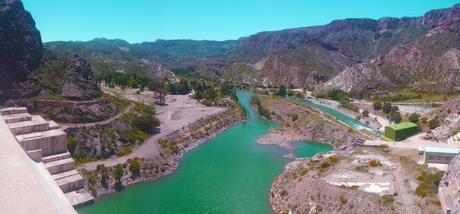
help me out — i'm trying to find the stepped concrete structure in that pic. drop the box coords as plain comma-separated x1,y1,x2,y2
0,107,94,211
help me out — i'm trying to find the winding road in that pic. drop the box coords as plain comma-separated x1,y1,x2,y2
58,103,135,130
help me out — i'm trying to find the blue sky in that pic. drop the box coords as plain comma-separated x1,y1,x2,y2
23,0,459,43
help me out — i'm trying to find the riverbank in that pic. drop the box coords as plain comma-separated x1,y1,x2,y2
256,96,366,152
80,103,245,198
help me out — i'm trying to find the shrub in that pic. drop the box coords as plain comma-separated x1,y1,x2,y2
133,114,159,133
390,111,402,123
319,162,330,169
129,158,141,177
373,100,382,110
362,110,369,117
113,164,125,191
383,102,392,113
428,118,440,129
277,85,287,97
409,113,421,123
355,165,368,173
329,156,339,164
415,186,428,197
421,117,428,124
369,160,381,167
67,136,78,155
339,195,347,205
381,195,395,205
415,170,444,197
97,164,109,188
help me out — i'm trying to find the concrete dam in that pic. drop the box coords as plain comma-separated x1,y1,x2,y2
0,107,93,214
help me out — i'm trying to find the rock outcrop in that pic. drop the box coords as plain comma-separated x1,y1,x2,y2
61,56,101,100
0,0,43,102
439,154,460,213
320,63,394,95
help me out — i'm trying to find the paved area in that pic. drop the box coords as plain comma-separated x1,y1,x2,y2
0,117,76,214
366,133,460,150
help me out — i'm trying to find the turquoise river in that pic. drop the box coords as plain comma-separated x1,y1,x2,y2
78,90,368,214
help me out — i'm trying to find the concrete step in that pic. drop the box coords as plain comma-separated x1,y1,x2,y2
0,107,27,116
48,120,60,130
16,129,67,156
65,189,94,208
56,173,84,193
2,113,32,124
45,158,75,175
27,149,42,162
8,116,50,135
52,169,80,181
42,152,71,163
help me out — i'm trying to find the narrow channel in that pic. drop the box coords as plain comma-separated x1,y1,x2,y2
78,91,330,214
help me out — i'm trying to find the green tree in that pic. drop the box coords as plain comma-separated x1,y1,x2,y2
129,158,141,177
409,113,421,123
67,136,78,155
362,110,369,117
383,102,392,114
391,111,402,123
277,85,287,97
428,118,440,129
373,100,382,110
113,164,124,191
96,164,109,188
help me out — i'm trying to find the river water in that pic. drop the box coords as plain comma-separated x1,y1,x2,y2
78,91,331,214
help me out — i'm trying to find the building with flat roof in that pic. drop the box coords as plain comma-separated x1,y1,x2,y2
384,122,418,141
423,146,460,164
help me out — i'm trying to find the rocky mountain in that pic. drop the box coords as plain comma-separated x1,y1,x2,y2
0,0,103,103
0,0,43,102
45,4,460,95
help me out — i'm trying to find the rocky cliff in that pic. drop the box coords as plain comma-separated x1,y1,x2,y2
0,0,43,102
439,154,460,213
61,55,101,100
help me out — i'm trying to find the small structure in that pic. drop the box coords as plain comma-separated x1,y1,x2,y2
423,146,460,164
384,122,418,141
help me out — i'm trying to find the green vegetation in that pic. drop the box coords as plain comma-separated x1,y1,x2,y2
276,85,287,97
373,100,382,110
68,103,160,163
339,195,348,205
158,139,179,154
96,164,109,189
415,170,444,198
98,71,151,89
129,158,141,177
251,96,271,119
315,89,359,112
362,110,369,117
382,102,392,113
114,164,125,191
428,118,440,129
409,113,421,123
120,103,159,143
67,136,78,155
